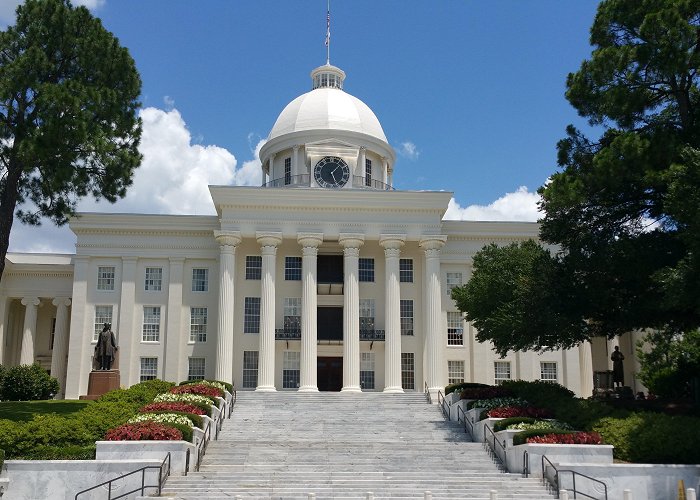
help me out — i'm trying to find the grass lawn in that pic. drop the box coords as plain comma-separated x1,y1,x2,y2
0,400,93,422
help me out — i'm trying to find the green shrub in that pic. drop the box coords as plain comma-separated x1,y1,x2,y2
444,382,488,396
165,422,193,442
24,414,94,447
0,364,59,401
492,417,537,432
75,401,141,439
98,379,175,405
0,419,29,457
549,397,627,431
179,379,233,393
593,413,700,463
500,380,574,406
14,445,95,460
467,397,528,411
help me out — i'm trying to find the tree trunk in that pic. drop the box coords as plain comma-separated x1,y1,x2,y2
0,161,23,284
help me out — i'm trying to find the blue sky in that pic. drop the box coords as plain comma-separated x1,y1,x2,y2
1,0,602,253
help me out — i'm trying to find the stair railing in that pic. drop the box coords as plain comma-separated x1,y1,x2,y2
229,387,237,418
74,452,171,500
424,381,432,404
482,424,506,471
196,419,211,472
541,454,608,500
436,390,449,419
456,404,474,440
522,449,530,477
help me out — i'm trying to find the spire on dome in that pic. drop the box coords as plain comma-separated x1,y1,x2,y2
311,64,345,90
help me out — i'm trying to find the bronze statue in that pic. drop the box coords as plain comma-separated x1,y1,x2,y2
95,323,118,370
611,345,625,388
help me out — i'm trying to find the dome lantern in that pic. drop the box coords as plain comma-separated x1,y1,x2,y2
311,64,346,90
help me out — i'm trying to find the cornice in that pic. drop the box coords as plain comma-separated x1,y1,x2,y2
6,271,73,278
75,243,217,250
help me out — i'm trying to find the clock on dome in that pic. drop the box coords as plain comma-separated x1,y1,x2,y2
313,156,350,188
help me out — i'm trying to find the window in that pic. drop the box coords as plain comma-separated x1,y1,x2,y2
359,299,375,332
246,256,262,280
188,358,206,381
244,297,261,334
360,352,375,389
399,258,413,283
448,360,465,385
97,266,115,290
401,353,415,390
285,256,302,281
446,272,462,296
284,298,301,332
283,351,300,389
494,361,511,385
189,307,207,342
447,312,464,346
50,317,56,350
284,157,291,185
93,305,113,342
145,267,163,291
192,268,208,292
400,299,413,335
243,351,259,388
365,158,372,187
142,306,161,342
359,258,374,282
540,362,558,382
140,357,158,382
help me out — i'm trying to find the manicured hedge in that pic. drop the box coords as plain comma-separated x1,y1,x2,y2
444,382,488,396
179,379,233,393
0,364,59,401
492,417,537,432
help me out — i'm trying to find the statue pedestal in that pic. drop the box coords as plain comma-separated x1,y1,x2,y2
80,370,120,400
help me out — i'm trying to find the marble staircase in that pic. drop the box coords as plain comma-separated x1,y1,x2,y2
158,392,555,499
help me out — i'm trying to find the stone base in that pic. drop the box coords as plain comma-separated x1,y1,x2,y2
80,370,120,400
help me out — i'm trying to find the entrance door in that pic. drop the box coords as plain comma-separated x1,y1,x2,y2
317,356,343,391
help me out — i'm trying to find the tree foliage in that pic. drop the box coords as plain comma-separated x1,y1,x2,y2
455,0,700,352
0,0,142,281
636,329,700,398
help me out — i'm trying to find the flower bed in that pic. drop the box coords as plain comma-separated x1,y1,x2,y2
140,402,206,415
178,379,231,394
467,397,528,411
153,392,215,410
460,385,513,400
105,421,183,441
514,430,602,445
128,412,194,428
170,383,224,399
484,405,553,419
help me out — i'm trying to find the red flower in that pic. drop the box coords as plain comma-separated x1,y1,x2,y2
170,384,223,398
526,432,602,445
140,402,206,415
487,406,552,418
105,421,183,441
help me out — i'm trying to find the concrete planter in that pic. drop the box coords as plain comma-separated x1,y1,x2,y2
505,442,613,477
96,440,196,475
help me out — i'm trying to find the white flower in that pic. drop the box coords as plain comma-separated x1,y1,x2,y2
153,393,213,406
129,412,194,427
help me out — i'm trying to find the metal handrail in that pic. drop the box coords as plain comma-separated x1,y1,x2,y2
437,390,449,419
229,388,236,418
456,404,474,440
75,452,171,499
541,454,608,500
424,381,432,404
196,419,211,471
262,174,310,188
483,424,506,470
523,450,530,477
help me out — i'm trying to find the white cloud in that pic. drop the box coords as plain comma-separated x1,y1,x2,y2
444,186,542,222
163,95,175,110
397,141,420,160
0,0,105,25
8,105,262,253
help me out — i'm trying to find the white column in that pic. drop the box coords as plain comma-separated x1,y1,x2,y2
164,257,185,383
268,154,275,185
420,236,447,397
380,234,405,393
20,297,40,365
65,256,89,399
256,232,282,391
214,230,241,385
50,298,71,398
0,296,7,365
261,162,266,186
118,256,137,383
578,341,593,398
292,145,300,177
340,234,364,392
298,233,323,392
358,147,366,181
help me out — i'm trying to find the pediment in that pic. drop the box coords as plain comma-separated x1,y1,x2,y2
305,138,360,158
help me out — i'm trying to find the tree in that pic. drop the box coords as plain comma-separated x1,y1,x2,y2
0,0,142,282
636,329,700,399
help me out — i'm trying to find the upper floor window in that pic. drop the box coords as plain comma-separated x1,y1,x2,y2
144,267,163,291
244,297,261,334
93,305,113,342
447,311,464,346
359,258,374,282
142,306,161,342
400,299,414,336
192,268,208,292
188,357,206,381
246,256,262,280
97,266,115,291
140,357,158,382
365,158,372,187
284,157,291,185
446,272,463,296
285,257,302,281
284,297,301,332
399,258,413,283
189,307,208,342
540,362,558,382
448,360,465,385
359,298,375,332
494,361,511,385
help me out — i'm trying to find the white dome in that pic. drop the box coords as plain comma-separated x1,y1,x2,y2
268,88,388,143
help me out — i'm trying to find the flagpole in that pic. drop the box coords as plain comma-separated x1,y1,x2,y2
326,0,330,65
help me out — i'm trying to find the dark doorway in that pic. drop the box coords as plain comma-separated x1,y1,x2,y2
318,356,343,391
318,255,343,284
318,307,343,341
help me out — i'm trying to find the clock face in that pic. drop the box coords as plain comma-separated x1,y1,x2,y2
313,156,350,188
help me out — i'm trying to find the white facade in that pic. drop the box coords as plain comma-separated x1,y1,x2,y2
0,63,627,399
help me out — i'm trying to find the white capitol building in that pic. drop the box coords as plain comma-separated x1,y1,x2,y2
0,61,642,400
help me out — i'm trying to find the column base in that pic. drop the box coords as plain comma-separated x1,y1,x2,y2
383,386,404,393
255,386,277,392
298,386,319,392
341,386,361,393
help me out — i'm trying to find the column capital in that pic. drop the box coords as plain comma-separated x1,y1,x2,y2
379,234,406,250
52,297,72,308
293,144,300,152
297,233,324,248
256,231,283,248
21,297,40,307
419,235,447,251
214,230,242,247
339,233,364,249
